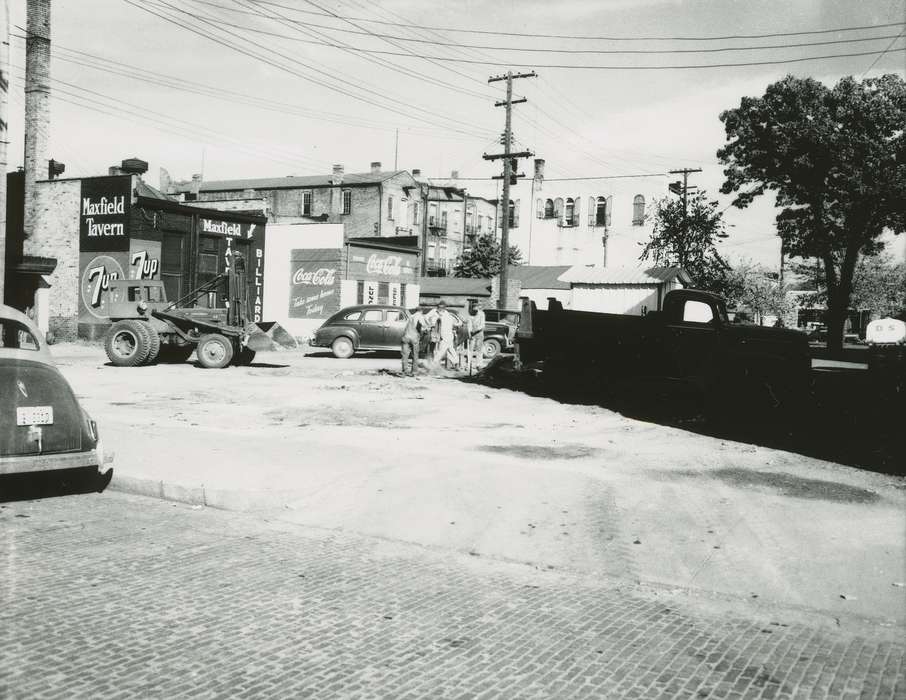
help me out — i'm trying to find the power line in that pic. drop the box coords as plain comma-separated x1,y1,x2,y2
861,28,906,77
427,173,667,181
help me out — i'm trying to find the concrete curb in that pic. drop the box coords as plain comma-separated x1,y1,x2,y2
108,473,295,512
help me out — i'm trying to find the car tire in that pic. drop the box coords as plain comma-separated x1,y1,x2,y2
104,320,152,367
196,333,235,369
331,336,355,359
143,326,161,365
482,338,502,359
233,347,257,366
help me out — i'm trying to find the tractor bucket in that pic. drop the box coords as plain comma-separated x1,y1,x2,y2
244,321,298,352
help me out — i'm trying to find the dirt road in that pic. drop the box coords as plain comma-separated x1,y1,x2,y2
52,343,906,627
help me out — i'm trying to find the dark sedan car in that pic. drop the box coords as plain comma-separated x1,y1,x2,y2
308,305,514,359
1,305,111,481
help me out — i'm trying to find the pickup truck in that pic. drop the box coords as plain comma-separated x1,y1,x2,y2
515,289,811,409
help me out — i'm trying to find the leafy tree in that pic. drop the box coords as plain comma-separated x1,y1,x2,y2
721,260,792,324
718,73,906,352
453,233,523,278
638,191,729,290
793,255,906,320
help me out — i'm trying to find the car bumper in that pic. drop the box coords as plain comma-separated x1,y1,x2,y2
0,444,109,476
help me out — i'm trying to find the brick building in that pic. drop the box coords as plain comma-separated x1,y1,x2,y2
421,180,497,277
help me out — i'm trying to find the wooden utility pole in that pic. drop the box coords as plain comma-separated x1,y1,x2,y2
667,168,701,267
484,70,535,309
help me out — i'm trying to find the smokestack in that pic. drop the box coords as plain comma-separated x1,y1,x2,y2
370,161,381,174
331,163,344,185
190,174,202,197
0,0,9,302
23,0,51,242
533,158,545,182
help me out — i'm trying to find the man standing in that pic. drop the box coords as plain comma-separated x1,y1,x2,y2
401,305,428,376
432,301,461,369
467,299,486,369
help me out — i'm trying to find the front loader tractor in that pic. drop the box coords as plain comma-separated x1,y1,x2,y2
102,253,296,368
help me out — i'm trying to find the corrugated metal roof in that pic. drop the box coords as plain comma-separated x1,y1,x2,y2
419,277,492,296
174,170,410,193
507,265,573,290
559,266,691,286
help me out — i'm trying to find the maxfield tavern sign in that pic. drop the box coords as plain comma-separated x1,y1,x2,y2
200,217,257,239
79,176,132,253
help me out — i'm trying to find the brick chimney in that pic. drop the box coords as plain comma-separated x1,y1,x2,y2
23,0,51,242
533,158,545,182
370,161,381,175
412,168,421,178
450,170,459,179
331,163,344,185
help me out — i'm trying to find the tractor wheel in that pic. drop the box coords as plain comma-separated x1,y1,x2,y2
196,333,234,369
482,338,502,360
104,321,152,367
159,344,194,364
143,327,162,365
233,347,257,366
331,336,355,359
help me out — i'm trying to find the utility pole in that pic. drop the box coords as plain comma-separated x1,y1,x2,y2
485,70,535,309
667,168,701,268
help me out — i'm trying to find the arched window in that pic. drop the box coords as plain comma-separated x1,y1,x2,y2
508,199,520,228
553,197,564,222
632,195,646,226
596,196,607,226
544,198,554,218
536,198,544,219
564,198,575,227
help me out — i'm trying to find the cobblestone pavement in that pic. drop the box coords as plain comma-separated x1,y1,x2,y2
1,493,903,699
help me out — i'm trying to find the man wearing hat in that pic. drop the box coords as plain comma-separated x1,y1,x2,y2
466,298,486,368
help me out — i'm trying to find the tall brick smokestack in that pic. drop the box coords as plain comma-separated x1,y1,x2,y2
0,0,9,302
24,0,51,242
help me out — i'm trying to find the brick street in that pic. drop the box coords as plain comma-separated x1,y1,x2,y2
1,492,903,700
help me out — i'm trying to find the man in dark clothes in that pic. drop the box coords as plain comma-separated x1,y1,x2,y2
401,305,429,375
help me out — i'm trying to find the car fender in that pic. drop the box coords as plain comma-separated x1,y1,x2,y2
319,325,361,349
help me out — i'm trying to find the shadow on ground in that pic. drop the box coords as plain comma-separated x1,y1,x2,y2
0,467,113,503
475,359,906,476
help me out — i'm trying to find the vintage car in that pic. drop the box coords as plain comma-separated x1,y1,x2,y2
0,305,111,484
308,304,514,359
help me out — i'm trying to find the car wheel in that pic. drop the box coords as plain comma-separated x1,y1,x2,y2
331,336,355,359
104,320,151,367
196,333,235,369
482,338,502,359
233,347,257,366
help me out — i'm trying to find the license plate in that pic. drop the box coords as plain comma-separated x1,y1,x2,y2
17,406,54,426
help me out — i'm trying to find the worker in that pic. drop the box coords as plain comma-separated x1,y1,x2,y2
431,301,462,369
466,299,486,370
401,305,429,376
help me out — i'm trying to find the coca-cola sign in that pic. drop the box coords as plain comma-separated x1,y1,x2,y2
292,267,337,286
366,254,402,276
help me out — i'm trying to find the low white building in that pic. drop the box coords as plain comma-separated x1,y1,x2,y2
558,266,691,315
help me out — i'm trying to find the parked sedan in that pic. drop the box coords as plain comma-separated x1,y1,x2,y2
1,305,111,481
309,305,514,359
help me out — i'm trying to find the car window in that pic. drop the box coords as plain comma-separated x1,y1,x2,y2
682,300,715,324
343,311,362,321
387,310,406,322
362,309,384,322
0,320,40,350
127,286,142,302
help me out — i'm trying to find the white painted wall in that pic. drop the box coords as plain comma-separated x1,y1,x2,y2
569,281,679,315
263,223,343,340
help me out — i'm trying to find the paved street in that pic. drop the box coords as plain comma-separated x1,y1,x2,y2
1,492,904,700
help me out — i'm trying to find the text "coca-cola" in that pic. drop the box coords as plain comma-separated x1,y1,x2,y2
293,267,337,286
366,254,402,276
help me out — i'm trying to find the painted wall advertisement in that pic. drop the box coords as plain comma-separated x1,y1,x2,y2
288,248,341,319
200,216,266,322
79,176,132,252
346,245,418,283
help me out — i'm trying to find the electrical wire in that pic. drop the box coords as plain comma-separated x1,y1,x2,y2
861,28,906,77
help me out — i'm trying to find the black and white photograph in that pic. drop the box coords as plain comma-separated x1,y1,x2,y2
1,0,904,697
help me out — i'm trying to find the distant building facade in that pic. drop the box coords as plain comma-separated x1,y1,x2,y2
421,177,496,276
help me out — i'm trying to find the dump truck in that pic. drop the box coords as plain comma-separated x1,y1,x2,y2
102,253,296,368
515,288,811,409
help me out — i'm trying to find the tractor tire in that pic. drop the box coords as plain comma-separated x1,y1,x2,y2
143,327,162,365
233,347,257,366
331,336,355,359
104,320,152,367
196,333,234,369
158,344,194,364
482,338,502,360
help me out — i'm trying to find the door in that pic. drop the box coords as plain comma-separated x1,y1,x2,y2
196,235,227,308
382,309,408,347
161,232,186,303
358,308,386,347
664,298,720,380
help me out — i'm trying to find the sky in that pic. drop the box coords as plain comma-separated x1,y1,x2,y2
5,0,905,267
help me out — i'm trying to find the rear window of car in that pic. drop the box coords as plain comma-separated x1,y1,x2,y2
362,309,384,322
387,310,406,322
343,311,362,321
0,319,40,351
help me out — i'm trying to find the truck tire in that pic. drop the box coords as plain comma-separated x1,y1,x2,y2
104,320,152,367
196,333,234,369
331,336,355,359
233,347,257,366
143,327,161,365
482,338,502,360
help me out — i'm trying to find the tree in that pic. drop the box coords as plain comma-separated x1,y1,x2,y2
638,190,729,290
718,73,906,352
721,260,792,325
453,233,523,278
793,255,906,320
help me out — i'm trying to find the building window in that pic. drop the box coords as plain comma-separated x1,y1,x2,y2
553,197,563,222
632,195,646,225
342,189,352,215
596,196,607,226
508,199,519,228
302,191,312,216
564,198,575,227
544,199,554,218
413,202,419,226
427,242,436,260
387,195,394,220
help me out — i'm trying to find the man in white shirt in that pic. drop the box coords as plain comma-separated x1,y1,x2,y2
467,299,486,368
430,301,462,368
